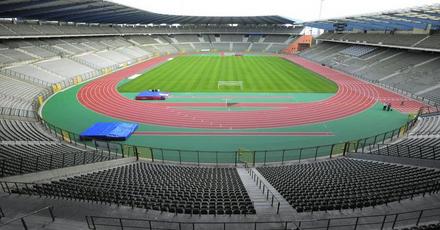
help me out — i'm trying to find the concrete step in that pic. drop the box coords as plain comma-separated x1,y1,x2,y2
236,168,279,215
249,168,296,216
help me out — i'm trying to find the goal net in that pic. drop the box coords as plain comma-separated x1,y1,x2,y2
217,81,243,90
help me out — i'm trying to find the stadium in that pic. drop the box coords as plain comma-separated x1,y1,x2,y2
0,0,440,229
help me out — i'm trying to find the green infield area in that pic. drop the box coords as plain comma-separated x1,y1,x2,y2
118,56,338,93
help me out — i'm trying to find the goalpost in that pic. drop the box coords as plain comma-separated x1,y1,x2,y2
217,81,243,90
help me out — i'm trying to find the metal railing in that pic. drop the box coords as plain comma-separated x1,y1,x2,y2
0,68,51,87
357,143,440,160
0,206,4,219
376,82,438,107
0,206,55,230
343,71,437,107
35,114,418,166
248,168,281,214
303,55,439,107
85,207,440,230
419,105,440,115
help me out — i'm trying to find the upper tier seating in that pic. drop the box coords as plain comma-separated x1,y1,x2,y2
0,143,117,177
249,43,269,52
267,44,289,53
0,75,45,101
420,88,440,105
127,36,159,45
399,138,440,146
247,35,262,43
318,33,429,48
400,223,440,230
192,43,212,50
0,93,33,112
17,162,256,215
263,35,290,43
232,43,250,52
212,43,230,51
415,33,440,49
382,56,440,93
258,158,440,212
0,118,53,141
4,22,301,36
19,46,57,58
220,35,243,42
174,44,195,52
0,48,36,65
75,53,118,69
411,114,440,135
339,45,377,57
173,35,200,43
363,136,440,160
8,64,65,84
36,58,94,79
299,42,440,104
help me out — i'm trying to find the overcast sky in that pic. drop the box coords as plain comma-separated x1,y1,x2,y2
112,0,440,22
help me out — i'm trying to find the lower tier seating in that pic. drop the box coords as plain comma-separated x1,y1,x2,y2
16,162,256,215
258,158,440,212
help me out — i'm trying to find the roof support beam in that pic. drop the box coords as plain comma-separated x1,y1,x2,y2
0,0,55,14
26,3,113,19
4,1,96,18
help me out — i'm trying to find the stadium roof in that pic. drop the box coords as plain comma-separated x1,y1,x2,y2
0,0,294,25
305,4,440,31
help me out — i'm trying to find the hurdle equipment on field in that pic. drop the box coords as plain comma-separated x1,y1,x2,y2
217,81,243,90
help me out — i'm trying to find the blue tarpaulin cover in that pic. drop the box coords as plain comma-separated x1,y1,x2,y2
135,91,169,100
80,122,138,141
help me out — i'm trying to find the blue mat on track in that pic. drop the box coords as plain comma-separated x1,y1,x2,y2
80,122,138,141
135,91,169,100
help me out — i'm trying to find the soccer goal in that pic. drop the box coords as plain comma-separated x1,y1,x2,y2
217,81,243,90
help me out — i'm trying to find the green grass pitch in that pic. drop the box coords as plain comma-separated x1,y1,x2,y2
118,56,338,93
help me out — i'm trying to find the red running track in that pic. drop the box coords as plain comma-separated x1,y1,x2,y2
77,55,426,129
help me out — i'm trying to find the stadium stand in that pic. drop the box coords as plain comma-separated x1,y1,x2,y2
173,34,200,43
399,138,440,147
299,42,440,105
36,58,94,79
212,43,231,52
0,144,117,177
0,75,46,101
232,43,251,52
316,32,438,49
258,158,440,212
411,115,440,136
420,88,440,105
249,43,269,52
0,119,53,141
416,32,440,49
365,139,439,160
0,93,33,112
16,162,256,215
263,35,291,43
339,45,377,57
220,35,244,42
1,1,440,229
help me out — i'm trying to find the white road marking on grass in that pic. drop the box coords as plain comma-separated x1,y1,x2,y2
128,74,141,80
